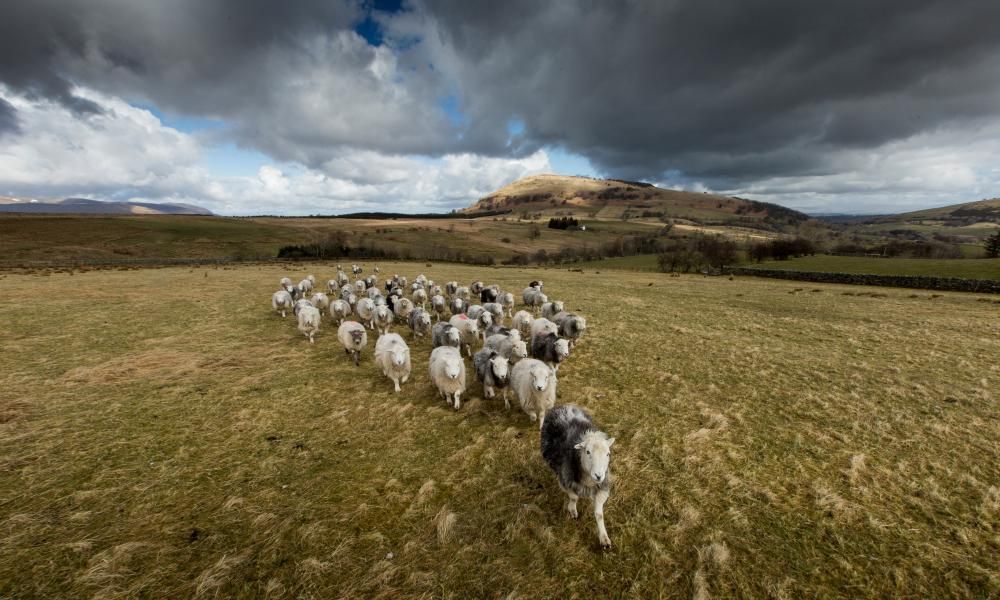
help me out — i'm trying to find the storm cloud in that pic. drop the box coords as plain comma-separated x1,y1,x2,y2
2,0,999,212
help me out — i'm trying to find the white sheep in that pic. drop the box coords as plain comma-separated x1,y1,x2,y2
449,314,480,357
485,333,528,363
511,358,557,429
329,299,352,325
393,297,415,322
429,346,466,410
280,276,293,289
500,292,516,317
327,279,339,294
483,302,504,324
272,290,293,317
296,304,321,343
512,310,534,338
374,304,394,335
412,288,428,309
299,278,314,296
540,300,565,320
310,292,330,311
431,294,448,322
356,297,376,329
374,333,412,393
337,321,368,366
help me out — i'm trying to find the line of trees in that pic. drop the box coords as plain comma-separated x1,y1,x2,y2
748,237,817,262
547,216,580,229
985,231,1000,258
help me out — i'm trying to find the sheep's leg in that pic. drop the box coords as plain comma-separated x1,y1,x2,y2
392,377,400,393
594,489,612,548
566,491,579,519
453,392,461,411
538,409,546,430
503,389,509,410
402,374,408,384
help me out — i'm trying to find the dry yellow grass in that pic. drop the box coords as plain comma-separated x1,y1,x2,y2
1,263,998,598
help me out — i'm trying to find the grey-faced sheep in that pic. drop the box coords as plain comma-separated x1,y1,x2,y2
467,304,485,320
511,358,557,429
374,304,394,335
355,297,376,329
448,314,480,357
329,299,352,325
485,333,529,364
499,292,516,317
540,300,565,320
541,404,615,548
445,281,458,296
512,310,534,338
337,321,368,366
310,292,330,311
531,332,571,372
272,290,293,317
429,346,466,410
470,281,484,296
408,308,432,340
523,288,548,312
558,314,587,348
412,288,428,309
483,302,504,324
474,349,511,408
530,317,559,345
431,294,448,321
297,304,321,343
366,286,381,300
449,297,468,317
431,322,462,349
374,333,411,393
393,297,415,322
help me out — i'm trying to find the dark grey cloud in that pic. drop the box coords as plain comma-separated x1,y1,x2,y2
0,98,19,135
410,0,1000,186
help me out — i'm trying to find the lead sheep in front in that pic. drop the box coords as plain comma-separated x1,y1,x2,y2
374,333,412,393
541,404,615,548
510,358,557,429
429,346,466,410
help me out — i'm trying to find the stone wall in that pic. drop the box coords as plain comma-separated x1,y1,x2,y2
723,267,1000,294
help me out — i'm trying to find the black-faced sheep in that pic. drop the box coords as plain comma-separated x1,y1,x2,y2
474,349,511,408
530,332,571,371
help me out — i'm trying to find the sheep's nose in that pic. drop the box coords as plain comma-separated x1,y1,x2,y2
593,473,603,482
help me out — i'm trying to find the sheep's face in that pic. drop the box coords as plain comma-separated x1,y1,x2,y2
447,329,461,345
376,306,390,320
553,301,565,313
349,330,365,345
391,347,408,367
444,357,462,380
575,435,615,485
511,341,528,359
554,339,571,361
418,313,431,328
466,321,479,335
530,365,551,392
507,329,521,341
537,293,548,305
479,313,493,328
490,356,510,381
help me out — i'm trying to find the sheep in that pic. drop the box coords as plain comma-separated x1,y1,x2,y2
448,314,480,357
306,274,316,285
412,288,428,309
355,297,376,329
470,281,485,296
337,321,368,366
329,299,352,325
430,284,443,297
467,304,485,320
327,279,340,294
480,285,498,304
483,302,504,324
531,332,571,372
540,300,565,320
393,297,415,322
352,264,363,275
408,308,433,340
499,292,516,317
528,280,543,290
374,265,380,274
474,349,511,408
280,276,293,289
285,283,302,301
485,325,520,340
455,286,471,301
476,311,493,341
429,346,466,410
293,298,313,316
374,333,412,393
512,310,534,338
355,280,367,294
366,287,381,300
511,358,557,429
558,314,587,348
431,322,462,349
449,297,468,317
310,292,330,311
340,284,354,300
445,281,459,296
337,271,350,287
298,278,314,296
374,304,394,335
523,288,548,312
431,294,448,322
485,333,529,364
398,276,408,289
272,290,293,317
296,304,321,343
346,293,358,312
365,275,378,289
540,404,615,548
530,318,559,345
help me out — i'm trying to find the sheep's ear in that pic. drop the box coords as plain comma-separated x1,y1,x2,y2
574,442,585,450
607,437,616,447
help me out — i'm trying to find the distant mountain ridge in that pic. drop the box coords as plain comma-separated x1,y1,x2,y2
463,174,809,229
0,196,213,215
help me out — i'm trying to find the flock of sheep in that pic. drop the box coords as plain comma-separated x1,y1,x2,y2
269,264,616,548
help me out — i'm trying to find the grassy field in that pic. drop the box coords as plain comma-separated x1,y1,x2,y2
1,263,998,598
752,255,1000,280
573,254,661,271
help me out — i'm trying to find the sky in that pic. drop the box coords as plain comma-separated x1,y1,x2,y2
2,0,999,216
